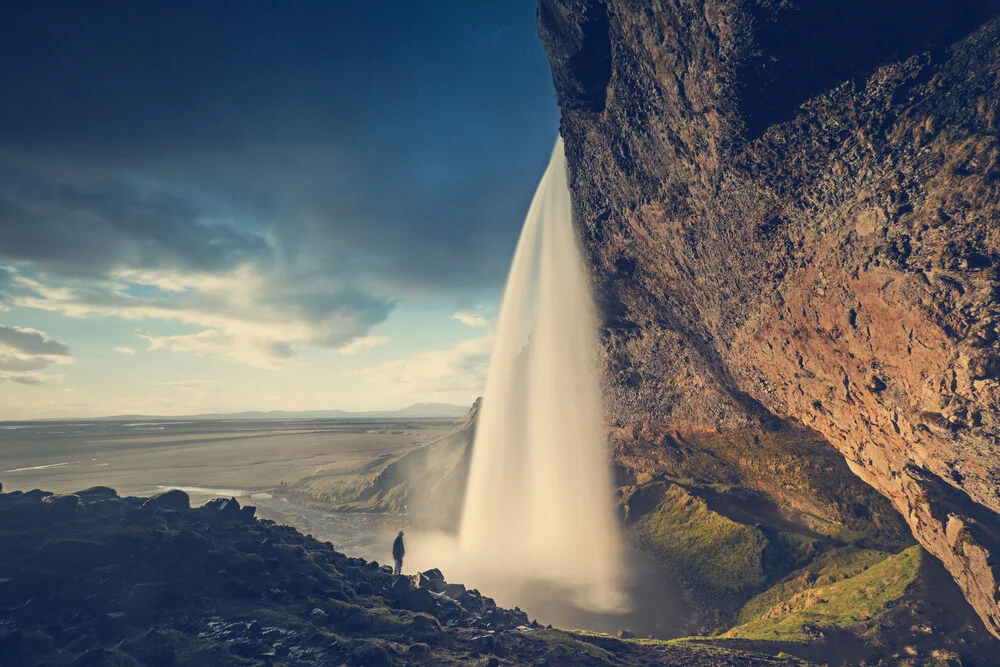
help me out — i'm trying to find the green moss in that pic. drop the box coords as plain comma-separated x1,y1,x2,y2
724,545,923,641
736,546,892,625
629,483,769,599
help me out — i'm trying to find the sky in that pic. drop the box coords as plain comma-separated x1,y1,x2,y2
0,1,559,419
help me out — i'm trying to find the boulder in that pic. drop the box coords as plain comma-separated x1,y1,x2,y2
420,568,444,581
23,489,53,502
216,497,243,521
43,493,80,517
442,583,466,599
75,487,118,502
142,490,190,512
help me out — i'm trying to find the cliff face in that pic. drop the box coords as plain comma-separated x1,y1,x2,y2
539,0,1000,637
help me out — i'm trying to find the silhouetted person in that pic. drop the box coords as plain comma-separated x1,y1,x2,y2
392,531,405,577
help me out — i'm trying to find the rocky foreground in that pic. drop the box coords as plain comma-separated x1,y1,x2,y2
0,485,811,666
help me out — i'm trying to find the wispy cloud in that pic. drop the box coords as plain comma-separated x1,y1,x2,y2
114,346,136,355
357,334,491,400
451,310,490,328
338,335,389,356
157,380,221,393
0,325,70,356
6,266,392,368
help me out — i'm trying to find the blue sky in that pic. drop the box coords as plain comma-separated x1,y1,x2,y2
0,1,559,418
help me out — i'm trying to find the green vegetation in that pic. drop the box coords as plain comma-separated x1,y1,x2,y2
724,546,923,641
628,483,770,599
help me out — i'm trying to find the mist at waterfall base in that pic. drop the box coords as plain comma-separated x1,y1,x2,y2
406,139,692,636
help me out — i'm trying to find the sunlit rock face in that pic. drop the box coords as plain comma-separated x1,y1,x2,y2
539,0,1000,637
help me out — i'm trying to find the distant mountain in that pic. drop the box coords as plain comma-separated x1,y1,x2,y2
86,402,470,422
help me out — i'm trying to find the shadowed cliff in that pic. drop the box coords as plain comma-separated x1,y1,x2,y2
539,0,1000,639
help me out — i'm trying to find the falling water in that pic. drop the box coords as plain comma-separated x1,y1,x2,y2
457,138,625,611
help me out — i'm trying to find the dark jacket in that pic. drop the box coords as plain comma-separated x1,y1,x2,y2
392,534,405,560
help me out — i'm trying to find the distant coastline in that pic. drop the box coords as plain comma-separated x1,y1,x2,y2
3,402,471,424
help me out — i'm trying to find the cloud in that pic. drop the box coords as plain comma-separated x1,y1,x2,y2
5,374,45,386
141,330,295,369
357,334,491,399
114,346,136,355
6,265,394,367
0,324,70,356
157,380,221,393
338,335,389,356
0,324,72,385
451,310,489,328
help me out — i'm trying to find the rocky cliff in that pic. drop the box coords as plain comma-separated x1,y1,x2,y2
539,0,1000,638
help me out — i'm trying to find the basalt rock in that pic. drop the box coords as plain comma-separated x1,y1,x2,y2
539,0,1000,637
6,485,793,666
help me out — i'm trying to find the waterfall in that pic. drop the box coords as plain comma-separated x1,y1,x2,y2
457,137,624,611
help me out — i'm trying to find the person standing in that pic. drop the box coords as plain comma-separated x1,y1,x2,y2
392,531,405,577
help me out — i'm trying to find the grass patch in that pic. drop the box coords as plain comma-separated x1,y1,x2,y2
628,483,769,599
724,545,922,641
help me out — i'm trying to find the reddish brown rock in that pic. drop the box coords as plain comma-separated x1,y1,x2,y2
539,0,1000,636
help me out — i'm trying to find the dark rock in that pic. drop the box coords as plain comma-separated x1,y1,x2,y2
22,489,53,502
96,613,127,644
39,538,106,569
42,493,80,517
240,505,257,522
416,572,446,592
75,486,118,502
0,629,23,655
420,568,444,581
442,583,466,599
307,608,328,625
172,529,212,557
229,640,258,657
379,565,393,574
349,642,390,666
73,647,106,666
215,497,243,521
616,629,635,639
143,490,190,512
